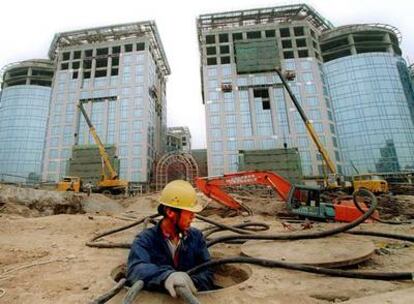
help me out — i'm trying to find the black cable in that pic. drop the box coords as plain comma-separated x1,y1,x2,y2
347,230,414,242
187,257,414,281
86,213,159,248
207,188,378,247
202,222,269,238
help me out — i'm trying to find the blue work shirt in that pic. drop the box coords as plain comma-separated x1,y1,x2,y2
126,222,214,292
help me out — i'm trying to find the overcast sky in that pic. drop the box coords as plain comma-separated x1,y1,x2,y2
0,0,413,149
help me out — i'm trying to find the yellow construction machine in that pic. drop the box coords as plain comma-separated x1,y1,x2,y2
57,102,128,195
78,102,128,195
276,69,388,194
57,176,82,192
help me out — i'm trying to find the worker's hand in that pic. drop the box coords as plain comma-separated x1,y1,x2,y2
164,271,197,298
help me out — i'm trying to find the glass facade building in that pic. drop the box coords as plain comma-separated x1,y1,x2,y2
43,22,170,183
197,5,342,177
0,60,54,182
324,53,414,174
321,25,414,174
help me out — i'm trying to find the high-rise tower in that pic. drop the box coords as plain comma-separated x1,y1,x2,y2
197,4,341,177
43,21,170,183
0,59,54,182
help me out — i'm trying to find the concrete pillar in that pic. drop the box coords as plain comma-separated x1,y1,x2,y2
348,34,357,55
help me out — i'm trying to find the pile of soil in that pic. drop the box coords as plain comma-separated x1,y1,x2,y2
378,195,414,220
0,185,84,217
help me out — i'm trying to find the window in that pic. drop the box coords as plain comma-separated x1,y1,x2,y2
83,60,92,69
72,71,78,79
280,28,290,37
232,32,243,41
206,46,216,55
219,33,229,43
282,40,292,48
96,58,108,68
296,38,307,47
112,46,121,54
61,63,68,70
62,52,70,61
298,50,309,58
136,43,145,51
206,35,215,44
283,51,294,59
95,70,107,78
96,48,108,56
294,27,304,36
207,57,217,65
84,71,91,79
73,51,81,59
111,68,119,76
220,45,229,54
112,57,119,66
254,88,270,110
72,61,80,69
265,30,275,37
247,31,261,39
220,56,230,64
125,44,133,52
85,49,93,57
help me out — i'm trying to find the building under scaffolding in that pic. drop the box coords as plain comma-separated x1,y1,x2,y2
42,21,170,184
197,4,340,177
197,4,414,177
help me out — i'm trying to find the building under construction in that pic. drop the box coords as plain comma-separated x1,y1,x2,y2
197,4,414,177
42,21,170,184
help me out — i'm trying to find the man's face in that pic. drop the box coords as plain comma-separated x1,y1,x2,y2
176,210,195,232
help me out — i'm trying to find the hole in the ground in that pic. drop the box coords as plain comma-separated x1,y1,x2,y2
111,262,251,291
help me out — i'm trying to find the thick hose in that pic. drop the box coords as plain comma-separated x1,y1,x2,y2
89,278,126,304
207,188,378,247
176,286,202,304
202,222,269,238
188,257,414,281
122,280,144,304
86,213,159,248
347,230,414,242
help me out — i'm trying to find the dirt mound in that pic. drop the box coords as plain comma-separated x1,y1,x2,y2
0,185,84,217
81,194,123,214
378,195,414,219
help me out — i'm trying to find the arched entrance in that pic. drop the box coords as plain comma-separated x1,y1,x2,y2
155,151,199,191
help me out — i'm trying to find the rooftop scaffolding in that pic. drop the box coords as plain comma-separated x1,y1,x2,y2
48,21,170,76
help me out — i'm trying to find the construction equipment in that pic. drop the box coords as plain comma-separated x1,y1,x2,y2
353,174,389,194
57,176,82,192
196,171,377,222
276,69,388,193
57,103,128,195
78,102,128,194
276,69,340,189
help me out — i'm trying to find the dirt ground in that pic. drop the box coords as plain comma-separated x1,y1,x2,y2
0,184,414,303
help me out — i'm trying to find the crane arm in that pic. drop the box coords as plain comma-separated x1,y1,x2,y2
275,69,336,175
78,102,118,180
195,171,293,211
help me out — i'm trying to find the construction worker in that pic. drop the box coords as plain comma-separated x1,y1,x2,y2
85,181,93,197
126,180,214,298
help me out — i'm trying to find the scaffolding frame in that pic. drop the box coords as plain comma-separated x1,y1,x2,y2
48,21,170,77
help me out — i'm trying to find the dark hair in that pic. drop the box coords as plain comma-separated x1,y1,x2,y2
157,204,166,216
157,204,181,216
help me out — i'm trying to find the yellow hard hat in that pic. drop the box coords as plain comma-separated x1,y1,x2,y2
160,180,204,213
